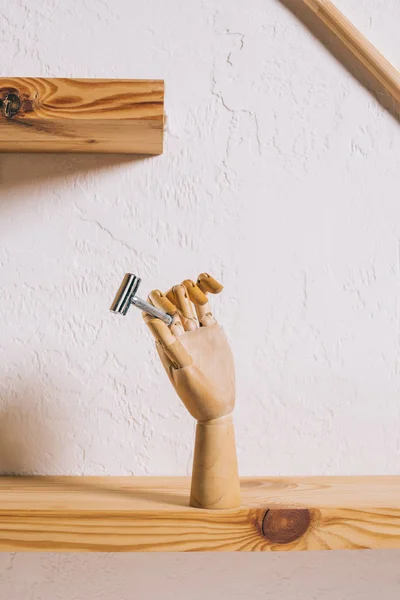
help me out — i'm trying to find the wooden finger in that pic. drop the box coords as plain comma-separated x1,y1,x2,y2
165,289,176,305
196,273,223,327
182,280,208,305
183,279,216,327
195,302,216,327
142,313,192,368
148,290,185,337
142,312,175,346
165,287,188,334
171,284,198,331
197,273,224,294
148,290,176,314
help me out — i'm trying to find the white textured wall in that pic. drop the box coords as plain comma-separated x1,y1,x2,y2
1,0,400,597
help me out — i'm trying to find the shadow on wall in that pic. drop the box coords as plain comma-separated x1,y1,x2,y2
0,382,189,505
279,0,400,123
0,382,62,475
0,153,150,194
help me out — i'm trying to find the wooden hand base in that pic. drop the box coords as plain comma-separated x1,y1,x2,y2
190,414,240,509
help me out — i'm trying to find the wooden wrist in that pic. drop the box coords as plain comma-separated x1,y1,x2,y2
190,413,241,510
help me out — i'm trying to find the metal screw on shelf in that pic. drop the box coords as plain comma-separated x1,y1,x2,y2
110,273,173,325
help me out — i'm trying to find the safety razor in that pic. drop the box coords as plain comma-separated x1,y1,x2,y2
110,273,173,325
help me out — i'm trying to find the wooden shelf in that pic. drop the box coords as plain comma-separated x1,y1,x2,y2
1,476,399,552
0,78,164,154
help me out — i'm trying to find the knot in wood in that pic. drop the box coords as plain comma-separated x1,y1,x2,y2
1,93,21,118
262,509,310,544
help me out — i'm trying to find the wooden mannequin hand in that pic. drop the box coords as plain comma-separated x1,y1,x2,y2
143,273,240,509
142,274,235,422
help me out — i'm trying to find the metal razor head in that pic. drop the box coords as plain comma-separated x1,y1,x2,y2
110,273,141,316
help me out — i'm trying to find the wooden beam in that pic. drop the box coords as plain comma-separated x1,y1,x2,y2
0,78,164,154
0,476,400,552
303,0,400,104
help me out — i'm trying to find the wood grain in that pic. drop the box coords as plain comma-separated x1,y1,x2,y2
0,78,164,153
303,0,400,103
0,476,400,552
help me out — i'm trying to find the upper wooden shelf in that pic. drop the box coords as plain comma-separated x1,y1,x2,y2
0,78,164,154
0,476,399,552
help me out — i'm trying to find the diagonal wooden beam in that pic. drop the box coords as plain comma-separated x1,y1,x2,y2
304,0,400,103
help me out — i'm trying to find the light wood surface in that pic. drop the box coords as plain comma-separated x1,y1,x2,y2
303,0,400,103
0,476,400,552
0,78,164,153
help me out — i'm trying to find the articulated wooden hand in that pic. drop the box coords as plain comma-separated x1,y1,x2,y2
143,273,240,509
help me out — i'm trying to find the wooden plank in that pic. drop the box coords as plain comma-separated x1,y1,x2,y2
0,476,400,552
0,78,164,154
303,0,400,103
